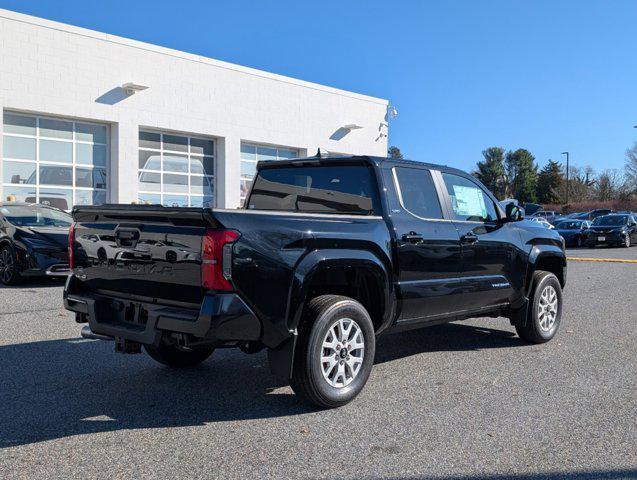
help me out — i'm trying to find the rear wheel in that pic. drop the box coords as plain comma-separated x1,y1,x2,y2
291,295,375,408
0,245,20,285
516,271,562,344
144,343,215,368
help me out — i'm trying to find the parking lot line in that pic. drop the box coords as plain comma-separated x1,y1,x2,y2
567,257,637,264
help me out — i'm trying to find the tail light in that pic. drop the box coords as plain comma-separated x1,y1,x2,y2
68,222,76,270
201,229,240,291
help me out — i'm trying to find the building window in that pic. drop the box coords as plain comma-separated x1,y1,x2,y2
240,143,298,203
2,112,108,211
138,130,215,207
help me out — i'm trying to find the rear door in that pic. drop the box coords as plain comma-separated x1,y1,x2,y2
438,172,523,311
387,165,464,322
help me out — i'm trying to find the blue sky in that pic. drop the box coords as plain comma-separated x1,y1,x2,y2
2,0,636,173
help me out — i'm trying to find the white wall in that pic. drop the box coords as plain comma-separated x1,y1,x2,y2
0,9,389,208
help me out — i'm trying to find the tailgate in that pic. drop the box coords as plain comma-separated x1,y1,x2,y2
71,205,217,304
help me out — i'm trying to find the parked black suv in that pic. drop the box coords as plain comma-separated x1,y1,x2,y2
64,155,567,408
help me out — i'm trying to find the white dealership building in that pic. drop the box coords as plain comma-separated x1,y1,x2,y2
0,9,389,210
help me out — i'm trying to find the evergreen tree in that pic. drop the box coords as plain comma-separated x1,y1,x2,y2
536,160,564,204
474,147,507,199
388,146,403,159
505,149,538,203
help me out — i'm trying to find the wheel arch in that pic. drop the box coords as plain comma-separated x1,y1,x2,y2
287,248,394,335
526,247,567,296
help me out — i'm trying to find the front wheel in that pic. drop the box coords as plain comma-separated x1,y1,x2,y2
291,295,375,408
623,235,631,248
144,343,215,368
0,245,20,285
516,271,563,343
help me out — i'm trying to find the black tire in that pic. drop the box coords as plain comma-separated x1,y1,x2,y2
623,235,631,248
144,343,215,368
0,244,21,286
516,271,563,344
290,295,375,409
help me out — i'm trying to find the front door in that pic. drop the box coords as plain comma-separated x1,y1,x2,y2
388,166,464,322
438,172,523,311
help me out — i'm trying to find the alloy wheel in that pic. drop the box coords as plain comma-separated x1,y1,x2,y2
0,248,15,284
320,318,365,388
537,285,558,332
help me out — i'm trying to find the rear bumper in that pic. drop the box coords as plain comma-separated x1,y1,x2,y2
63,276,261,346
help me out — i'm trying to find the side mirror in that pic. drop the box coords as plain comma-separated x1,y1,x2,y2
505,203,524,222
10,175,21,184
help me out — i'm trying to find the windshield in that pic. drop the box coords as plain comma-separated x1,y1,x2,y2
0,205,72,227
592,215,628,226
558,221,583,229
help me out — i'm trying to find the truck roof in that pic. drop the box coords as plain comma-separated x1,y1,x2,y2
256,154,469,177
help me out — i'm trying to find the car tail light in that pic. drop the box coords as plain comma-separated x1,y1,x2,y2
68,222,76,270
201,229,240,291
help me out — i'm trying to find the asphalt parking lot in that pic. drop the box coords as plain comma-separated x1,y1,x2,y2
1,248,636,480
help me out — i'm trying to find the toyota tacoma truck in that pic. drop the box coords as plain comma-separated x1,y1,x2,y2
64,154,567,408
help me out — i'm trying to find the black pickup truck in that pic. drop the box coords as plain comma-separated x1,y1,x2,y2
64,155,567,408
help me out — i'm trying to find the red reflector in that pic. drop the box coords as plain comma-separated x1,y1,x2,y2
68,222,76,270
201,229,239,291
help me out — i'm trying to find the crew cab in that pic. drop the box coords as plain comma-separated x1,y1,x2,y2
64,155,567,408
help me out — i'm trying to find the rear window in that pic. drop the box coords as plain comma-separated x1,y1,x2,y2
247,165,380,215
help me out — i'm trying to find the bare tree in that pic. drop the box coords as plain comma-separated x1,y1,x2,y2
567,166,595,203
594,169,628,201
625,142,637,193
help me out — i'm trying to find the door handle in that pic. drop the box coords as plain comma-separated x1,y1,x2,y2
402,232,423,243
461,232,479,244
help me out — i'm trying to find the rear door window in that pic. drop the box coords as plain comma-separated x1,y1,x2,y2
248,165,380,215
393,167,443,219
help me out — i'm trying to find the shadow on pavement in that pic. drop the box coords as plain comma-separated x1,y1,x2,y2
0,277,66,290
1,322,522,448
375,322,522,365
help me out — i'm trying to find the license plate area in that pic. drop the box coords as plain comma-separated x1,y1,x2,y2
121,302,149,327
95,298,149,331
598,236,606,242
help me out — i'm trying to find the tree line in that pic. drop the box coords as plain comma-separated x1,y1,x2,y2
388,143,637,207
473,144,637,205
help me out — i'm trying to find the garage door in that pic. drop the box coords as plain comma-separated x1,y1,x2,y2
2,112,108,211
